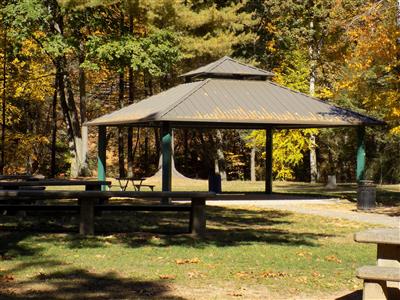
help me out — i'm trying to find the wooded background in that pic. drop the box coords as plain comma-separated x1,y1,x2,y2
0,0,399,183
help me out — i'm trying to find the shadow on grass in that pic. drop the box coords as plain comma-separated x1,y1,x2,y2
0,205,334,254
0,267,183,299
0,232,40,259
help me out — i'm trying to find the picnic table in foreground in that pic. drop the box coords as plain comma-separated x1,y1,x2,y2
354,228,400,300
0,179,111,190
0,190,215,236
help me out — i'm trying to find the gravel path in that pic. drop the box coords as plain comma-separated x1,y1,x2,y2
207,199,400,227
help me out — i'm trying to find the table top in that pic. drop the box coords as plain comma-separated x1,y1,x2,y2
0,175,45,180
0,180,111,187
0,190,216,199
354,228,400,245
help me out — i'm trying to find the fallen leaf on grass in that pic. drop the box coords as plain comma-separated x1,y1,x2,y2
259,271,290,279
0,274,14,282
295,276,308,284
175,258,200,265
234,271,253,279
187,270,206,279
227,287,247,297
159,274,176,280
297,251,312,257
311,271,324,278
325,255,342,263
227,291,243,297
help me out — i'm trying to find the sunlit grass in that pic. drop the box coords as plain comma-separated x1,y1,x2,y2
0,205,376,299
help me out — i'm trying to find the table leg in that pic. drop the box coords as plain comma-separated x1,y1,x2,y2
190,197,206,237
79,198,95,235
377,244,400,290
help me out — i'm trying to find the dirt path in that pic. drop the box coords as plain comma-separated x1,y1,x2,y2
207,199,400,227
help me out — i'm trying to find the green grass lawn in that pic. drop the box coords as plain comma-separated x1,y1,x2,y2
0,205,377,299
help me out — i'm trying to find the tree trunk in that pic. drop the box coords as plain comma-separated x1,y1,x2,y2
154,127,160,164
51,1,82,178
64,62,82,178
250,143,256,181
1,28,6,174
184,129,188,172
153,129,187,178
78,43,89,176
126,8,134,177
144,129,149,175
50,74,58,178
118,72,125,178
215,130,227,180
309,19,319,183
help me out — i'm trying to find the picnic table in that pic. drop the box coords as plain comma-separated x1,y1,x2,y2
0,179,111,190
0,190,214,236
0,175,45,181
115,177,155,191
354,228,400,299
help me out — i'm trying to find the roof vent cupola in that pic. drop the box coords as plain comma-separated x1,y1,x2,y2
180,56,274,82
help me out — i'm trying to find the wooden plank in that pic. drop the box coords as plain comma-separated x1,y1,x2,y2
96,205,191,211
0,205,79,211
0,180,111,187
0,190,215,199
79,198,95,235
354,228,400,245
0,204,191,212
357,266,400,282
190,197,206,237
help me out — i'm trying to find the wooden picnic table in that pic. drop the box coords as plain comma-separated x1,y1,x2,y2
115,177,155,191
355,228,400,266
0,190,215,236
0,175,45,181
354,228,400,299
0,179,111,190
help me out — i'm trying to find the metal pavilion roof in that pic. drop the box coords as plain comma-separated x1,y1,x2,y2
180,56,274,80
86,77,384,129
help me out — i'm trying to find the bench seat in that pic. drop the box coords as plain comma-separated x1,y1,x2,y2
133,184,155,191
357,266,400,282
357,266,400,300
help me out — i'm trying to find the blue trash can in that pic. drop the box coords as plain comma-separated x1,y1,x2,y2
208,174,222,193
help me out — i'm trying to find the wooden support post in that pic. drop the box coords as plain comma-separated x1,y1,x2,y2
265,128,273,194
356,126,366,182
377,244,400,289
79,198,95,235
190,197,206,237
161,123,172,204
97,126,107,191
363,280,388,300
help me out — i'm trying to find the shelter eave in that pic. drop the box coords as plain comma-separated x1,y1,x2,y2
85,117,385,129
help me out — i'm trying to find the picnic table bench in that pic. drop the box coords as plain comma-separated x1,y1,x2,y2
115,177,155,191
0,190,215,237
0,180,111,190
0,175,45,181
354,228,400,300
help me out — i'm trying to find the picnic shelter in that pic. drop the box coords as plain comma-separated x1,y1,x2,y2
86,56,384,194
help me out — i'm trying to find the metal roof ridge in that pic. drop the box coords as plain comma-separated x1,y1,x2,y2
205,56,231,72
160,79,210,119
224,57,274,76
266,80,385,125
